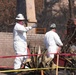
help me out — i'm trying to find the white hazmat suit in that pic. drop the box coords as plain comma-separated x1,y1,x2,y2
13,22,36,69
44,30,63,59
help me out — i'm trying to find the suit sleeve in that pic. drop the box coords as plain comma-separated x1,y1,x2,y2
15,24,32,33
54,33,63,46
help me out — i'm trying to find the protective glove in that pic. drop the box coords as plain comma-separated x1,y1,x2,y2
32,23,37,28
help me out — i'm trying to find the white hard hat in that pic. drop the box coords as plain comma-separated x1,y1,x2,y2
50,23,56,28
15,13,25,20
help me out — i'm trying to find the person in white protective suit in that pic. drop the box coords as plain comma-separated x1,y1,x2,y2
13,13,37,69
44,23,63,64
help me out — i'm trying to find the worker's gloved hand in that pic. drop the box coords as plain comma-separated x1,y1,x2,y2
32,23,37,28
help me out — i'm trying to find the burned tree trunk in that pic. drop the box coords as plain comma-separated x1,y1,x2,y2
68,0,74,18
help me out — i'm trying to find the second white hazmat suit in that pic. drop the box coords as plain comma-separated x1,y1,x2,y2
44,24,63,59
